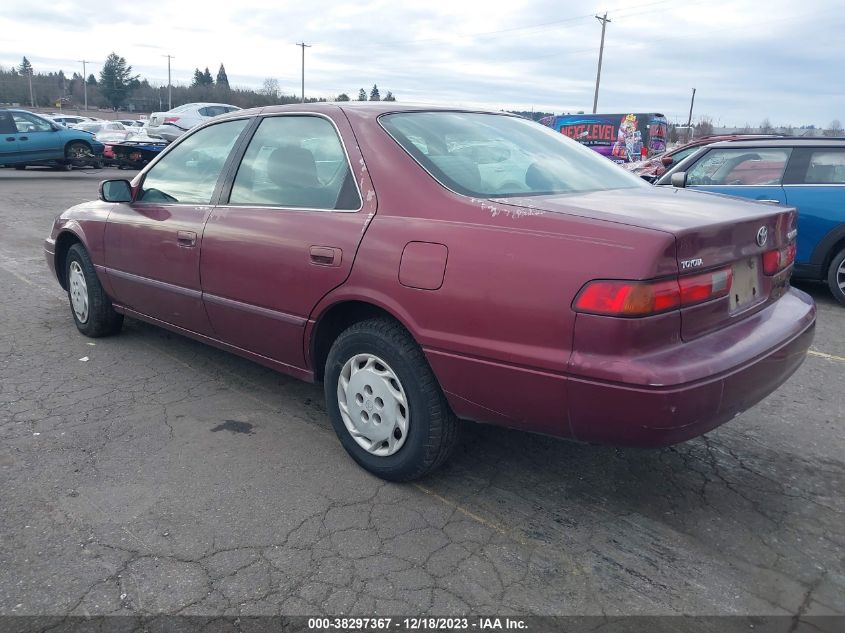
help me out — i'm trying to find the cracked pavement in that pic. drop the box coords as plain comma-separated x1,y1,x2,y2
0,167,843,621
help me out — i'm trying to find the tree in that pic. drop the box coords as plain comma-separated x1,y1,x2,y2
369,84,380,101
202,67,214,86
358,88,367,101
826,119,843,136
192,68,204,87
19,56,33,75
216,64,229,89
261,78,280,99
86,74,97,86
694,115,714,137
99,52,137,108
336,93,350,101
759,118,774,134
383,91,395,102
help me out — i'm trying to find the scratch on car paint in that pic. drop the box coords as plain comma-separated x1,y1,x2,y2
359,158,368,171
361,212,375,233
481,201,545,219
366,190,375,202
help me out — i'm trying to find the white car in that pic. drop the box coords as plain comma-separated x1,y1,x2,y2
74,121,134,142
47,115,99,128
147,102,241,142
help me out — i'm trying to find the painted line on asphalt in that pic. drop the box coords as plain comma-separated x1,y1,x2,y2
808,349,845,363
413,483,521,542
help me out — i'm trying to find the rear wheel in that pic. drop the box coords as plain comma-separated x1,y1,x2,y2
324,318,458,481
65,244,123,337
827,248,845,306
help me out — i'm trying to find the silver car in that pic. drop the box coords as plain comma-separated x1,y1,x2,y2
147,102,241,142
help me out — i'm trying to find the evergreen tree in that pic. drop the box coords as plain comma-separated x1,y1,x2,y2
216,64,230,89
87,74,97,86
336,93,350,101
192,68,204,87
357,88,367,101
383,91,395,102
19,56,33,75
202,67,214,86
369,84,380,101
98,52,137,108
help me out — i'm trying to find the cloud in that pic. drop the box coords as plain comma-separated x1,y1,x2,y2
0,0,842,126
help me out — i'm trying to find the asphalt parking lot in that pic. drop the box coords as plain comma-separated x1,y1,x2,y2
0,168,843,624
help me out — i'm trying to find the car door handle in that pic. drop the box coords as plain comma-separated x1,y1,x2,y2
5,137,14,142
19,136,28,141
177,230,197,247
756,199,781,204
309,246,342,266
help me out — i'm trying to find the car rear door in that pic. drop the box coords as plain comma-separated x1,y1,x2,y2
782,147,845,268
684,146,791,205
0,112,18,161
103,117,251,334
199,112,376,369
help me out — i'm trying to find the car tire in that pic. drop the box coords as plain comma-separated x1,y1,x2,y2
324,318,459,481
826,247,845,306
65,243,124,337
65,141,90,167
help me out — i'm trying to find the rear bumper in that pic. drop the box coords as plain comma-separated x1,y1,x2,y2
568,287,816,446
147,124,185,142
428,287,815,447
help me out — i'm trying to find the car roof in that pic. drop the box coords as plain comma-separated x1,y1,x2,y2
708,137,845,148
216,102,517,122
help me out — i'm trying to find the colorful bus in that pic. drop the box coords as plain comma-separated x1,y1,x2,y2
541,113,668,164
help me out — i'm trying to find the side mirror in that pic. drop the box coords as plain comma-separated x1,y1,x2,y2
661,155,674,166
670,172,687,188
99,179,133,203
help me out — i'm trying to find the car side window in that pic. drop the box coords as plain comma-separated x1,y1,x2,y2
686,148,791,186
12,112,52,133
0,112,15,135
802,150,845,184
139,118,249,204
228,116,361,210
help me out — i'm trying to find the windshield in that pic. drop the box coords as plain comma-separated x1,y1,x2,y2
380,112,648,198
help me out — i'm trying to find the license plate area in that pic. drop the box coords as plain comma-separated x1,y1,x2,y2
730,257,762,312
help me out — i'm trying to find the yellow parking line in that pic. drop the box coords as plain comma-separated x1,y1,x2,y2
808,350,845,363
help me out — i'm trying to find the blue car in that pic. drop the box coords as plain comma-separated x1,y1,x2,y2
0,108,105,170
657,138,845,305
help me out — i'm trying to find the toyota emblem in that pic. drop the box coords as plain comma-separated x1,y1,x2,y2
756,226,768,248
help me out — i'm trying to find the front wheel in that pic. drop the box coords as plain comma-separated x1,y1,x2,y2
827,248,845,306
65,141,92,167
324,318,458,481
65,244,124,337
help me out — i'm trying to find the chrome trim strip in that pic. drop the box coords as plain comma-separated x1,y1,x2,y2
203,292,307,327
782,183,845,187
106,267,202,299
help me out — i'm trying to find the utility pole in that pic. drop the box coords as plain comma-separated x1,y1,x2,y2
686,87,697,131
296,42,311,104
27,67,34,108
78,60,91,111
592,12,611,114
163,54,175,110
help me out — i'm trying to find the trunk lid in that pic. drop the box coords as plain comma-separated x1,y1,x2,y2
494,186,797,339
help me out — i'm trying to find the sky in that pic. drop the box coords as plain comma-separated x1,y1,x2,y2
0,0,843,127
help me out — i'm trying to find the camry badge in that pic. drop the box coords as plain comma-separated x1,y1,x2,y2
756,226,768,248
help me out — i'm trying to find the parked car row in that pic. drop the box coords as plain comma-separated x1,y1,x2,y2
45,103,815,480
147,102,241,142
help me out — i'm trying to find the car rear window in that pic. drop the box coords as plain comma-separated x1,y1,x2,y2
380,112,646,198
803,150,845,184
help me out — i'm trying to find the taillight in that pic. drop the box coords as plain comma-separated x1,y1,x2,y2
762,244,796,275
164,116,180,124
679,267,732,306
574,267,734,317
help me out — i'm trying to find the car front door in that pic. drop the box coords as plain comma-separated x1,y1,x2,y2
685,147,791,205
10,112,63,162
103,117,251,334
782,147,845,267
0,112,18,161
199,113,375,370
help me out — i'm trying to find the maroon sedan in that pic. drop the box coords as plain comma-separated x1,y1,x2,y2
44,104,815,481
